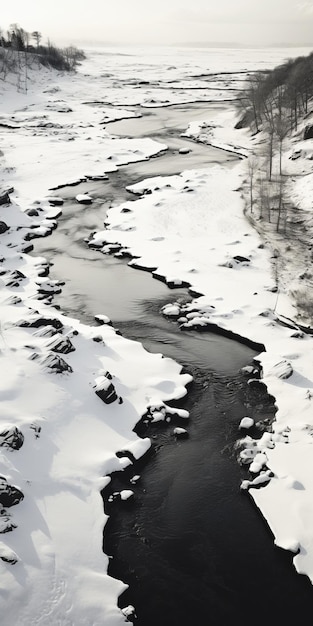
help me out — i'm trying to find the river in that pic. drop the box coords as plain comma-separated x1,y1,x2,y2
31,101,313,625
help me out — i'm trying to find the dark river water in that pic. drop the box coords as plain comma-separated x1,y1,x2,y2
32,102,313,625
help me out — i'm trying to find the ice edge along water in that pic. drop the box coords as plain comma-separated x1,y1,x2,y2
0,45,313,624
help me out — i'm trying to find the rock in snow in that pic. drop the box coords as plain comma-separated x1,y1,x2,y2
0,478,24,508
17,314,63,330
303,124,313,140
45,196,64,206
46,334,76,354
31,352,73,374
0,190,11,206
93,374,118,404
0,543,19,564
76,193,93,204
94,313,111,325
0,221,9,234
0,426,24,450
268,359,293,380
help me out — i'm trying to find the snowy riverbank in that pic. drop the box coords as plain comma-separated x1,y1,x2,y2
1,45,313,623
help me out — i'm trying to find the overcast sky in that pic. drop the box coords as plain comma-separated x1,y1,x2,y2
1,0,313,47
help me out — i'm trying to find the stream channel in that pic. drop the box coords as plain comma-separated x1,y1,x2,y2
32,102,313,625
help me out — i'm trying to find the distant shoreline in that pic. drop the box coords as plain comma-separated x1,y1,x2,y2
75,41,313,50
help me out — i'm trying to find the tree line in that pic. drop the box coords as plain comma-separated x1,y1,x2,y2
240,54,313,134
237,53,313,232
0,23,85,75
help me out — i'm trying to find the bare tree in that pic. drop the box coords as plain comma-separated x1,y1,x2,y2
258,175,272,222
240,73,266,133
276,176,286,233
32,31,42,48
274,115,290,176
247,156,257,212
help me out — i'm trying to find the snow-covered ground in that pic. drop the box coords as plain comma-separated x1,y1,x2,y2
1,44,313,623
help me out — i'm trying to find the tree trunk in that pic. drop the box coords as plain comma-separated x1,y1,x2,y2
269,133,273,181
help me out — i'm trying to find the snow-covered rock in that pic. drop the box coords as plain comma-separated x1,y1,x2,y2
173,427,189,438
162,303,181,317
93,374,118,404
0,477,24,508
120,490,134,501
239,417,254,430
0,425,24,450
268,359,293,380
95,313,112,325
76,193,93,204
0,543,19,564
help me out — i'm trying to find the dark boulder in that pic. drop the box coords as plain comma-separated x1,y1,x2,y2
18,314,63,330
47,197,64,206
94,374,118,404
30,352,73,374
25,208,40,217
0,426,24,450
96,383,117,404
20,244,34,253
304,125,313,140
10,270,26,281
92,335,103,343
0,477,24,507
6,270,26,287
233,255,251,263
37,265,50,278
47,334,75,354
0,192,11,206
44,354,73,373
36,281,62,296
0,221,9,234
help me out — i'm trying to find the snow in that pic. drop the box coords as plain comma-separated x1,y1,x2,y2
1,43,313,622
182,108,250,158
